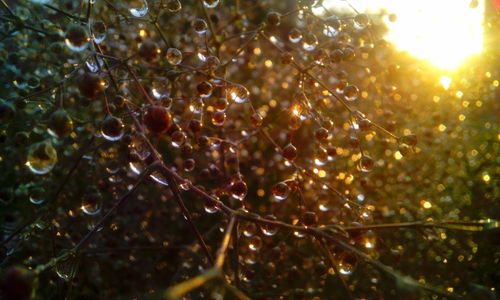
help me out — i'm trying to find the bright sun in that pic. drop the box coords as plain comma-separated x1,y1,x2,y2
319,0,485,71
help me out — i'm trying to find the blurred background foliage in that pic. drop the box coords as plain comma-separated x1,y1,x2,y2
0,0,498,299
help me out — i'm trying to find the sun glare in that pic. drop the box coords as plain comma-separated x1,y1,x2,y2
319,0,485,71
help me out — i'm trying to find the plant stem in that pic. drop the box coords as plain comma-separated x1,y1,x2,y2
164,216,238,300
161,165,215,266
198,0,219,51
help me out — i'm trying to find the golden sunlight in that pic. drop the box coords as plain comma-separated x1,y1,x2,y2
320,0,485,71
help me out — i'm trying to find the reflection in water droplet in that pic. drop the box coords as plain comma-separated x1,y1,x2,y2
85,58,102,73
91,20,107,44
229,178,247,200
302,33,318,52
203,0,219,8
166,48,182,65
47,109,73,139
165,0,182,12
129,0,148,17
129,136,151,161
26,140,58,175
150,171,169,186
272,182,290,202
226,84,249,104
101,115,125,141
204,196,219,213
29,187,45,205
55,256,78,281
288,28,302,43
151,78,170,99
338,253,357,276
81,190,102,215
179,179,191,191
65,24,89,52
358,155,374,173
129,161,144,175
193,18,208,35
344,85,359,102
261,215,278,236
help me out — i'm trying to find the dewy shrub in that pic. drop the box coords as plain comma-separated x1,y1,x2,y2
0,0,498,299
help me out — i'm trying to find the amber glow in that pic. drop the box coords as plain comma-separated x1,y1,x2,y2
320,0,484,71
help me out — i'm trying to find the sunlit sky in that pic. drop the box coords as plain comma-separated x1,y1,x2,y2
319,0,485,71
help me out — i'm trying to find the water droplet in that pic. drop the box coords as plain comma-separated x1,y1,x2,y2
343,85,359,101
55,255,78,281
204,196,219,213
261,215,278,236
282,143,297,161
229,178,247,201
248,236,262,251
242,222,257,237
166,48,182,65
129,161,145,175
151,78,170,99
293,230,306,238
143,105,172,134
302,33,318,52
165,0,181,12
358,155,374,173
101,115,125,141
47,109,73,139
363,230,376,249
64,24,89,52
226,84,249,104
302,211,318,227
197,81,213,98
26,140,58,175
205,55,220,70
314,147,328,166
400,134,417,147
85,57,103,73
193,18,208,35
29,187,45,205
323,17,341,37
129,0,148,17
272,182,290,202
288,28,302,43
129,136,151,161
150,171,169,186
81,190,102,215
171,131,186,148
179,179,191,191
211,111,225,126
203,0,219,8
91,20,106,43
354,13,369,29
183,158,195,172
338,253,357,276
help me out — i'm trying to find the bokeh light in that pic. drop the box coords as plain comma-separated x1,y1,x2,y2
321,0,485,70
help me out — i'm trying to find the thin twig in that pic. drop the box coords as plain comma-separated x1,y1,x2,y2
161,165,215,266
164,216,240,300
35,162,158,274
316,238,355,300
74,161,158,251
0,136,95,248
198,0,219,49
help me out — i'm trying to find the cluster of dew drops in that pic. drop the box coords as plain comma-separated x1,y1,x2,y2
15,0,420,288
